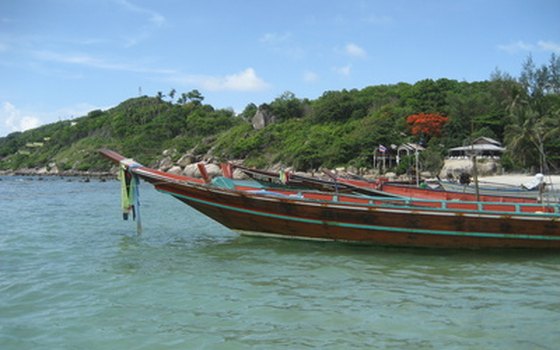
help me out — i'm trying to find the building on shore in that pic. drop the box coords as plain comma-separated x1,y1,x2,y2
447,137,505,159
441,137,505,178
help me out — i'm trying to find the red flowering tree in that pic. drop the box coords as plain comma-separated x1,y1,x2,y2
406,113,449,139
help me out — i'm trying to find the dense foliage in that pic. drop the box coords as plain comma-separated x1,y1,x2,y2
1,55,559,174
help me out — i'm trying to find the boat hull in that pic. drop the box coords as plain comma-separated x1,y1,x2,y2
154,181,560,250
99,149,560,250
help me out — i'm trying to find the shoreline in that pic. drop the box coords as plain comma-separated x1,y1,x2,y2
0,169,116,179
3,168,559,189
479,174,560,188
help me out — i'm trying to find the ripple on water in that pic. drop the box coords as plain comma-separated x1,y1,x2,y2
1,177,560,349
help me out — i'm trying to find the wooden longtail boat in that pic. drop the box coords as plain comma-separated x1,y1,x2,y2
233,164,396,197
321,169,537,202
377,182,538,203
438,179,559,202
100,149,560,249
235,164,540,203
232,164,359,193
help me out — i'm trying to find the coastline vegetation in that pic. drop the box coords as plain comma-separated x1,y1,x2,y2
1,55,559,174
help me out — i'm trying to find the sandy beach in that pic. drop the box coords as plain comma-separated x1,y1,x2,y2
479,174,560,189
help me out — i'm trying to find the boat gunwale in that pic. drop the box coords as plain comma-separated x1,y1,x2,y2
133,167,560,220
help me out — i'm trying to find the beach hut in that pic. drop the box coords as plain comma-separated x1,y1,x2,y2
447,137,505,159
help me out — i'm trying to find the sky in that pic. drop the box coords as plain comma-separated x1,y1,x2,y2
1,0,559,137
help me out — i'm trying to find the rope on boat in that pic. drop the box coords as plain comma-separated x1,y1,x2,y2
118,158,142,235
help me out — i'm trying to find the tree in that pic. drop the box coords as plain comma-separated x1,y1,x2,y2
311,90,355,122
168,88,176,102
549,53,560,94
176,93,187,105
269,91,306,121
518,54,560,98
443,81,511,147
420,139,446,174
506,95,560,172
505,54,560,172
187,89,204,104
406,113,449,141
240,103,258,121
406,79,457,113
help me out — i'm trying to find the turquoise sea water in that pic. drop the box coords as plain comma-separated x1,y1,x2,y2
1,176,559,349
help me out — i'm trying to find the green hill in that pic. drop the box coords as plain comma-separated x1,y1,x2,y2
1,56,559,174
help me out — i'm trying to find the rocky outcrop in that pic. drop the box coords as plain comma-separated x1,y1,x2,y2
148,145,257,180
177,153,195,167
167,166,183,175
180,163,197,178
439,158,502,179
251,106,276,130
2,167,114,178
158,156,174,171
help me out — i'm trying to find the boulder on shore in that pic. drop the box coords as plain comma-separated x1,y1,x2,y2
167,166,182,175
252,107,276,130
439,158,501,179
158,156,174,171
177,154,195,167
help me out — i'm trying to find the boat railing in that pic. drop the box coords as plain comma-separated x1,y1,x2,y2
135,166,560,217
229,179,560,216
298,191,560,217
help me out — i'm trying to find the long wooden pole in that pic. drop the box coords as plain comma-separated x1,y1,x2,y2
415,146,420,186
470,121,480,201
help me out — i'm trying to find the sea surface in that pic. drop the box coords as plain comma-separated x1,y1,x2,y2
1,176,559,349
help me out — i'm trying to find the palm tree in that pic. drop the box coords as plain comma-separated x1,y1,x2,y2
177,93,188,105
505,95,560,173
168,88,176,102
505,54,560,173
187,89,204,104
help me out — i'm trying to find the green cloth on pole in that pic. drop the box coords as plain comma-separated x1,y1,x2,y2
118,162,142,234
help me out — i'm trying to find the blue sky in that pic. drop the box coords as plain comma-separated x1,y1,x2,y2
1,0,559,137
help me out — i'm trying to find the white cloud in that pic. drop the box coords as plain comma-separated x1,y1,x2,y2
537,40,560,54
1,102,41,134
498,41,533,53
260,32,305,59
20,116,41,131
32,50,175,74
303,70,319,83
498,40,560,54
345,43,367,58
0,101,105,137
363,14,392,25
171,68,270,92
334,65,352,77
108,1,166,47
116,0,166,27
33,49,268,92
202,68,270,91
260,32,292,45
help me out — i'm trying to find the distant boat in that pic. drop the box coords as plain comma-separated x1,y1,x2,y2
235,164,541,204
232,164,354,192
100,149,560,250
315,169,533,204
376,181,540,203
438,175,559,202
232,164,393,197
